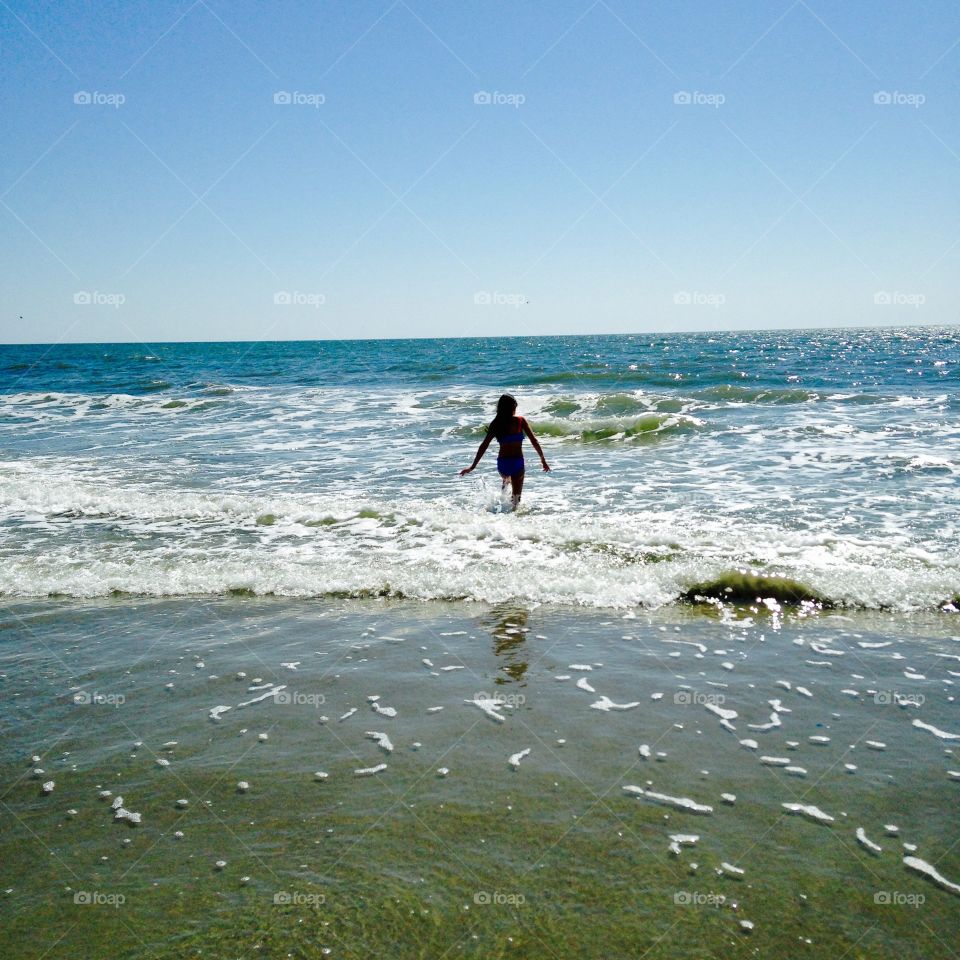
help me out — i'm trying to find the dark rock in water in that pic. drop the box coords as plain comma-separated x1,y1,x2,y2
940,597,959,613
681,572,825,606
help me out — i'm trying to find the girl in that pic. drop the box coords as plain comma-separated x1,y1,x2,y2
460,394,550,510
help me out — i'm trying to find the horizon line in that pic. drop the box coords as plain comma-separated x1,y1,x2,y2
2,319,956,348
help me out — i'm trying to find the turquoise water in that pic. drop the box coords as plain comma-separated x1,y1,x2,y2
1,327,958,608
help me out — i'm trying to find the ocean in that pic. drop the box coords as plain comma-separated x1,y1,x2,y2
2,328,959,959
1,327,958,608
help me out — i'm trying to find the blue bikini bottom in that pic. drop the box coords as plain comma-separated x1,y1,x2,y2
497,455,525,477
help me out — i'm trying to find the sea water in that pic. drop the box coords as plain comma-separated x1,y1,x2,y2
1,328,958,958
1,327,958,609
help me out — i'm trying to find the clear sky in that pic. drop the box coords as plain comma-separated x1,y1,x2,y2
1,0,957,343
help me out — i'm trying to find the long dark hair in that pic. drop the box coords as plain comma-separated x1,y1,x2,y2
489,394,518,439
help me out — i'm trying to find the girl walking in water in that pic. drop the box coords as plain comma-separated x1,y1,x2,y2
460,394,550,510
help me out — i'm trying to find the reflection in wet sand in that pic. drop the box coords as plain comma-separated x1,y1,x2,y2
485,606,529,685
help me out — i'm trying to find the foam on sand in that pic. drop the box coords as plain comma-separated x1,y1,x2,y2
465,695,507,723
705,702,738,731
855,827,882,854
903,856,960,896
668,833,699,855
590,696,640,712
623,785,713,814
747,712,781,731
782,803,835,824
365,731,394,753
354,763,387,777
912,719,960,741
236,685,286,709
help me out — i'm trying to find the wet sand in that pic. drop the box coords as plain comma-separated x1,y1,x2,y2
1,597,958,958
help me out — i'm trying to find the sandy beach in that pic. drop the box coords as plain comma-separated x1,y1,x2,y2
3,596,958,957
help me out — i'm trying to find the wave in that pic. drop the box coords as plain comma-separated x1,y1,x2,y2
1,462,956,612
534,413,705,442
0,389,239,421
3,553,953,612
690,384,891,405
681,573,826,605
452,412,705,443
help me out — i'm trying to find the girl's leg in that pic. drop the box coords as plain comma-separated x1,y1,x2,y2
510,470,525,510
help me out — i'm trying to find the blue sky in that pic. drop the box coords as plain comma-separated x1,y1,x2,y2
0,0,957,342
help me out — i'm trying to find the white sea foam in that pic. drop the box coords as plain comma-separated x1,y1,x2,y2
747,712,781,731
912,719,960,741
782,803,835,825
236,685,286,709
465,696,507,723
365,731,394,753
590,696,640,712
856,827,882,854
705,703,737,723
623,785,713,814
1,455,956,611
903,856,960,896
354,763,387,777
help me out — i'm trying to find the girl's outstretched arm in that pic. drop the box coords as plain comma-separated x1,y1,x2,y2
460,431,493,475
522,419,550,471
